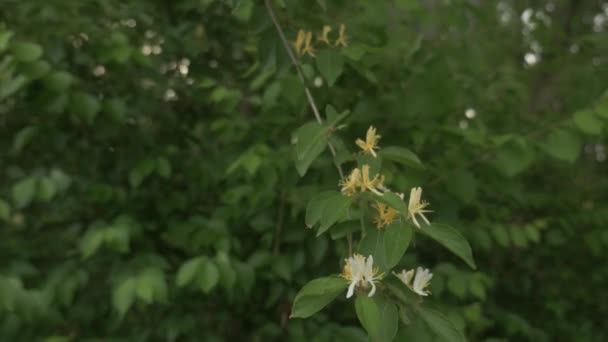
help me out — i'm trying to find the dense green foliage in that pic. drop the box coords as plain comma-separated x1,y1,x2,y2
1,0,608,340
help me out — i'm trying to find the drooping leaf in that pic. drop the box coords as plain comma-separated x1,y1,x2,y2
420,224,476,269
305,191,338,228
291,276,347,318
379,146,424,170
417,306,467,342
317,193,353,236
293,122,328,176
176,256,204,287
383,221,413,270
316,49,344,87
542,129,582,163
355,295,399,342
573,110,602,135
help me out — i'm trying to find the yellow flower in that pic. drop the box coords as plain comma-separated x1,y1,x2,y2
334,23,349,47
407,187,432,228
301,31,316,57
341,254,382,298
356,126,381,157
372,202,399,229
394,267,433,296
360,165,384,196
318,25,332,45
293,29,306,56
340,168,362,197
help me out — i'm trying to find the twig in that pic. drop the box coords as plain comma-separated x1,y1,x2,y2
264,0,345,180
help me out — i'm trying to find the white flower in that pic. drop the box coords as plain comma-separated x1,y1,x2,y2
340,254,383,298
394,267,433,296
407,187,431,228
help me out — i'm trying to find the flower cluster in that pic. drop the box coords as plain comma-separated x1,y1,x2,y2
293,23,349,57
394,267,433,296
341,254,383,298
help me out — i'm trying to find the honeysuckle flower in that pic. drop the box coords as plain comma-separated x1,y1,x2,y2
293,29,306,56
372,202,399,229
302,31,316,57
356,126,381,157
340,168,362,197
334,23,349,47
341,254,383,298
360,165,385,196
318,25,332,45
394,267,433,296
407,187,431,228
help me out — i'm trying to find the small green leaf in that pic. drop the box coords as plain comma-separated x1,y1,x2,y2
417,306,466,342
37,177,57,201
176,257,204,287
198,258,220,293
573,110,602,135
421,224,476,269
21,60,51,79
542,129,582,163
12,177,37,209
293,122,328,176
305,191,338,228
43,71,74,92
136,268,167,303
216,252,237,289
70,92,101,124
383,221,413,270
318,193,353,236
492,138,535,177
325,105,350,128
379,147,424,169
358,227,388,272
316,49,344,87
0,199,10,221
291,276,347,318
129,158,157,188
11,42,43,62
355,295,399,342
157,157,172,178
112,277,136,317
12,125,38,154
80,229,105,259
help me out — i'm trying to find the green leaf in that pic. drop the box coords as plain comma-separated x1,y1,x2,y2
325,104,350,128
129,158,157,188
12,126,38,154
383,221,413,270
70,92,101,124
446,170,477,203
355,295,399,342
0,199,10,221
542,129,582,163
198,258,220,293
358,227,388,272
21,60,50,79
293,122,328,176
216,252,237,289
379,147,424,169
492,138,535,177
573,110,602,135
176,257,204,287
156,157,172,178
112,277,136,317
43,71,73,92
12,177,37,209
79,229,105,259
37,177,56,201
447,275,467,299
317,193,353,236
421,224,476,269
291,276,347,318
417,306,466,342
316,49,344,87
305,191,338,228
11,42,43,62
136,268,167,303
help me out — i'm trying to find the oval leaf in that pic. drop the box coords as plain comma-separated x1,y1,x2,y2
421,224,476,269
417,306,466,342
291,276,347,318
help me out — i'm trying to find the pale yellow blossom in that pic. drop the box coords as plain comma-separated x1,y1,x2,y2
407,187,431,228
356,126,381,157
334,24,349,47
341,254,382,298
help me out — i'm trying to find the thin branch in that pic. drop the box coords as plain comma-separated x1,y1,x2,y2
264,0,345,179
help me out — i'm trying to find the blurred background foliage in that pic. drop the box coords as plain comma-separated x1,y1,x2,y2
1,0,607,340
